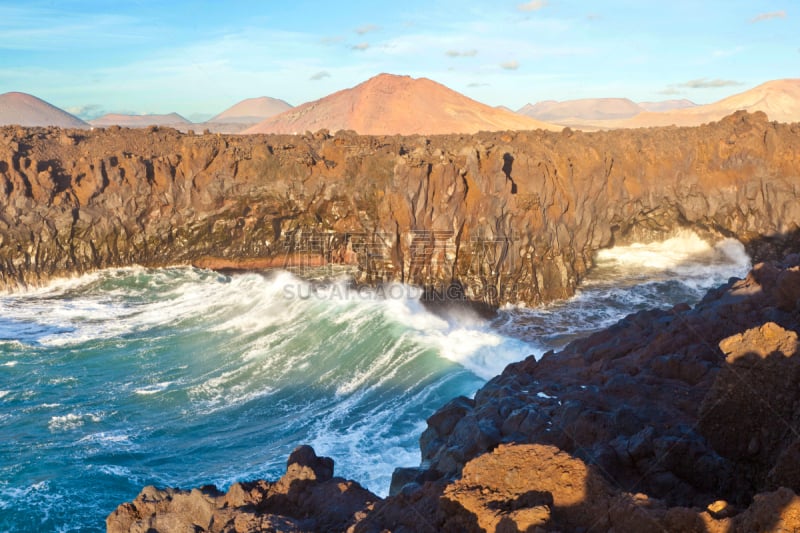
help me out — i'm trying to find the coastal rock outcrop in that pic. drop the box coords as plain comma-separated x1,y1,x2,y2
1,111,800,305
107,445,377,533
392,255,800,529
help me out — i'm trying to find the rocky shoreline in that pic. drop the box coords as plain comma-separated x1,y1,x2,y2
2,111,800,306
108,255,800,532
4,115,800,530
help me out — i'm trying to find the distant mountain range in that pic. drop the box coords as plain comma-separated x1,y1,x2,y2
518,98,648,122
637,99,696,113
515,80,800,129
1,77,799,134
620,79,800,128
516,98,699,129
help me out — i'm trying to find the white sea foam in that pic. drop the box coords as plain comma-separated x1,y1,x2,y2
495,231,751,351
134,381,173,395
48,412,103,431
48,376,78,386
94,464,134,479
393,302,534,380
0,480,49,509
0,390,8,399
594,230,750,279
596,230,711,268
78,430,133,447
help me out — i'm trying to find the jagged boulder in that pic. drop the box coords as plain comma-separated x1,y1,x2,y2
106,445,377,533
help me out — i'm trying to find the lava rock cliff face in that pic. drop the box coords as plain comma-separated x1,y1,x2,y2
1,111,799,304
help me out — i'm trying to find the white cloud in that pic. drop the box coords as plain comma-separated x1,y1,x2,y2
750,10,787,23
501,60,520,70
319,36,344,45
711,46,745,58
352,42,370,51
517,1,547,12
678,78,743,89
65,104,106,120
355,24,380,35
446,49,478,57
310,71,331,81
0,6,148,51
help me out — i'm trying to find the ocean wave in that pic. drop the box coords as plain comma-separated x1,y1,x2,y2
0,234,754,528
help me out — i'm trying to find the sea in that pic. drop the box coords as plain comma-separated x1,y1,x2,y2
0,230,750,532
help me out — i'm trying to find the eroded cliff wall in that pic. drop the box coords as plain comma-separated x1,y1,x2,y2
1,111,799,304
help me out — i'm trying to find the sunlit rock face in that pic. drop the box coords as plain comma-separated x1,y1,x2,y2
1,110,799,305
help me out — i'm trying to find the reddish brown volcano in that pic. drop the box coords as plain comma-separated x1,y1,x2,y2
244,73,559,135
0,92,89,128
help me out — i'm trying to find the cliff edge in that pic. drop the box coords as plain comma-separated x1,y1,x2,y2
1,111,800,306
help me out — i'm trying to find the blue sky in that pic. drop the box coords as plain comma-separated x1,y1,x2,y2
0,1,796,120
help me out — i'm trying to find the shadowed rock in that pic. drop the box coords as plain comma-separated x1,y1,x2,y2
106,445,377,533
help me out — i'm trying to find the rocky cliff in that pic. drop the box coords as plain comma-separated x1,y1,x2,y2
1,111,799,305
109,256,800,531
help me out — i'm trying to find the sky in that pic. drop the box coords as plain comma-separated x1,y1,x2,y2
0,0,796,121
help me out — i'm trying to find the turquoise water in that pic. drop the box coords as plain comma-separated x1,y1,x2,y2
0,232,750,532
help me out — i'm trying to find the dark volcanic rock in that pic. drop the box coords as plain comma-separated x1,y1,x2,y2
106,445,377,533
2,111,800,305
413,256,800,512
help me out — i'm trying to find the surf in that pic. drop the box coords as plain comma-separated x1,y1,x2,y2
0,231,751,532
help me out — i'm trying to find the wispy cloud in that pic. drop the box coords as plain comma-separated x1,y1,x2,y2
445,49,478,57
712,46,745,58
500,60,520,70
0,6,148,51
310,71,330,81
658,77,744,95
517,1,547,12
355,24,380,35
351,42,370,51
750,10,787,23
678,78,743,89
319,36,344,45
65,104,106,120
467,82,489,87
